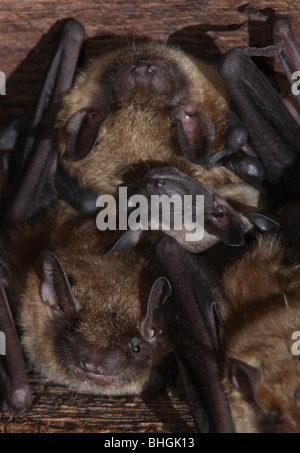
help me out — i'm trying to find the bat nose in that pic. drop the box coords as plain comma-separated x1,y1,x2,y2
141,167,186,193
77,343,129,379
146,167,184,181
131,59,157,78
79,357,107,375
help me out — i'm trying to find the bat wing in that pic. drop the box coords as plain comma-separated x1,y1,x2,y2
156,235,234,433
0,19,85,412
2,19,85,224
215,14,300,198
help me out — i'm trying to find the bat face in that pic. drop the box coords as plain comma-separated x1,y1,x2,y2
132,166,246,251
10,211,172,396
222,236,300,433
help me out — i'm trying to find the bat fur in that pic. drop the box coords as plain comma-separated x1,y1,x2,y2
222,235,300,433
4,203,172,397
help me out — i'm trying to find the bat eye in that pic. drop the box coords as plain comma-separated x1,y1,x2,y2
212,211,224,220
131,343,141,354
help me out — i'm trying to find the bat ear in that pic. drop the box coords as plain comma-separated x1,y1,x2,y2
100,230,144,254
170,104,216,165
41,251,80,320
229,358,264,409
205,196,245,246
243,211,281,234
140,277,172,343
63,109,110,162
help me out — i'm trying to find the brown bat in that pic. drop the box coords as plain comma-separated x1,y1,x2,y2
222,230,300,433
57,40,236,194
157,199,300,433
2,203,174,406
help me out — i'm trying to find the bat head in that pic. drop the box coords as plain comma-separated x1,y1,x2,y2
101,166,246,255
227,334,300,433
56,42,229,198
19,243,173,396
136,166,246,246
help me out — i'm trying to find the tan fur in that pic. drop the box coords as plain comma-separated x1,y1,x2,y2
57,42,263,216
221,236,300,432
8,203,171,395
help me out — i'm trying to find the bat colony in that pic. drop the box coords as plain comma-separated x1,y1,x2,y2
0,6,300,433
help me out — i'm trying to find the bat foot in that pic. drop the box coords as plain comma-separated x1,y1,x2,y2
8,383,32,413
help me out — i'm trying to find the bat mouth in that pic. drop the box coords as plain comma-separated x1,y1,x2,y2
75,367,115,386
83,371,115,386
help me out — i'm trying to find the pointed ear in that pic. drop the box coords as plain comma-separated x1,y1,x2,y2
205,195,245,246
41,251,80,320
140,277,172,343
100,230,144,255
63,109,110,162
229,358,264,409
243,211,281,234
170,104,215,165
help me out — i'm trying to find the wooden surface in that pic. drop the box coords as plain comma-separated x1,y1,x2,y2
0,0,300,434
1,0,300,128
0,372,196,433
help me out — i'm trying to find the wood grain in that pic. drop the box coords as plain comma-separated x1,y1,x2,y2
0,0,299,434
1,0,300,127
0,372,196,433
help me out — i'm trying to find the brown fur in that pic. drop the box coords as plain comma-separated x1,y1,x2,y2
57,42,262,215
7,203,171,396
221,236,300,432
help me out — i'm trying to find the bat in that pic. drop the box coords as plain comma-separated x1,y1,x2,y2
223,205,300,433
157,199,300,433
5,205,174,401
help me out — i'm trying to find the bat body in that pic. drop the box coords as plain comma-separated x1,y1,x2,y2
4,203,173,397
221,235,300,432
